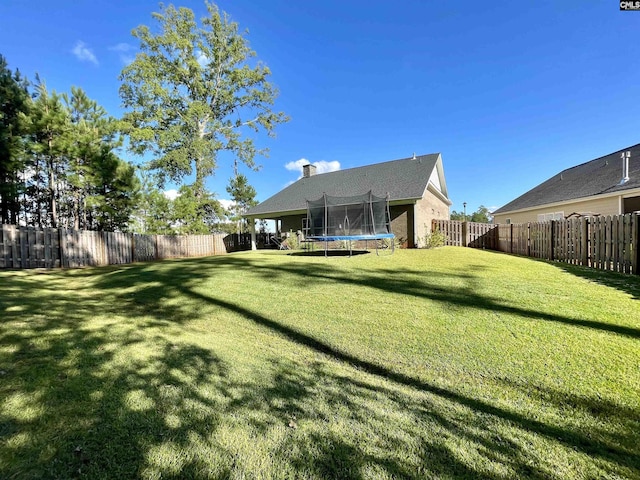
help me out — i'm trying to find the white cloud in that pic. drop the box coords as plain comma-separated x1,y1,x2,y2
109,42,134,52
109,42,136,64
284,158,309,173
195,50,210,67
72,41,98,65
315,160,341,174
163,189,180,201
219,199,235,211
284,158,341,178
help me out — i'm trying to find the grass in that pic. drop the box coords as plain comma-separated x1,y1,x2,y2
0,247,639,479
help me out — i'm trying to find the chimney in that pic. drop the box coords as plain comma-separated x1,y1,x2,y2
302,164,317,178
621,151,630,184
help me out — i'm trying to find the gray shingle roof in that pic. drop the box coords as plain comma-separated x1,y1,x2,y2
246,154,443,217
493,144,640,214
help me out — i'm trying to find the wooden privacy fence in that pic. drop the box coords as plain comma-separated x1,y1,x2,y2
433,220,498,249
433,214,640,274
0,225,228,269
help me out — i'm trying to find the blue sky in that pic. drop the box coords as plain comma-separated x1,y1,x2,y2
1,0,640,215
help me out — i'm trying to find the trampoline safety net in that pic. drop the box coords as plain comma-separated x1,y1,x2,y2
306,191,392,237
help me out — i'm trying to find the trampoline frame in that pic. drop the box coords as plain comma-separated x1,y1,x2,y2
304,192,395,257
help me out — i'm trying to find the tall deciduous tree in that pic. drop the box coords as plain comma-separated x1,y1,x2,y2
0,55,30,224
119,1,287,229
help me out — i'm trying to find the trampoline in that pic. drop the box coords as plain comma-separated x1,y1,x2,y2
304,191,395,256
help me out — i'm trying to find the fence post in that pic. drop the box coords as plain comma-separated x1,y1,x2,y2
550,220,555,261
462,221,468,247
509,224,513,253
58,228,65,268
100,231,106,265
581,217,589,267
633,214,639,275
9,225,18,268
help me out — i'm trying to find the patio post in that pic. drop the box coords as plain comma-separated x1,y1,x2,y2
250,219,257,250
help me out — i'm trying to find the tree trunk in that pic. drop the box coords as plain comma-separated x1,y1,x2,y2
35,158,42,227
47,149,57,228
82,197,87,230
9,171,19,224
0,179,8,224
73,189,80,229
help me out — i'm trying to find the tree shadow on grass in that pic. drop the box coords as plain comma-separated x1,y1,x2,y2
496,377,640,453
1,256,639,478
86,257,640,474
0,272,234,478
552,261,640,300
181,288,640,472
93,255,640,476
189,254,640,340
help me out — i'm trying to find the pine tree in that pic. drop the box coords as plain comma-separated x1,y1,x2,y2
172,184,225,234
87,148,139,231
226,171,257,233
130,174,175,234
28,80,70,227
64,87,127,229
0,54,30,224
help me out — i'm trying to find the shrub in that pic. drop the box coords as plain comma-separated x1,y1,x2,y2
423,226,446,249
283,230,300,250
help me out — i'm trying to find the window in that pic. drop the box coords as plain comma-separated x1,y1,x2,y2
538,212,565,222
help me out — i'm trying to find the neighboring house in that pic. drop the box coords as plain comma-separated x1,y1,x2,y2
244,153,451,248
493,144,640,224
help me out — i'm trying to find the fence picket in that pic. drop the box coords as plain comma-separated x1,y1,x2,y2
432,213,640,275
624,215,631,274
0,225,230,269
632,214,639,274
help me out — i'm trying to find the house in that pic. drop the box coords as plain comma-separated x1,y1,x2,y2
244,153,451,249
492,144,640,224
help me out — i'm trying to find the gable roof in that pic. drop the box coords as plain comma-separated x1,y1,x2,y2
246,153,449,217
493,143,640,214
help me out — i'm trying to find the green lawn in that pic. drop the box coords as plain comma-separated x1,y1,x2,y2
0,247,639,479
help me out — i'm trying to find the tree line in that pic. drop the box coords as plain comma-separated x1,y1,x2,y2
0,63,137,231
450,205,492,223
0,1,287,234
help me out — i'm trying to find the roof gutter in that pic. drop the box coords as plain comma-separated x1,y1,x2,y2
492,186,640,216
426,183,453,206
243,208,307,219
